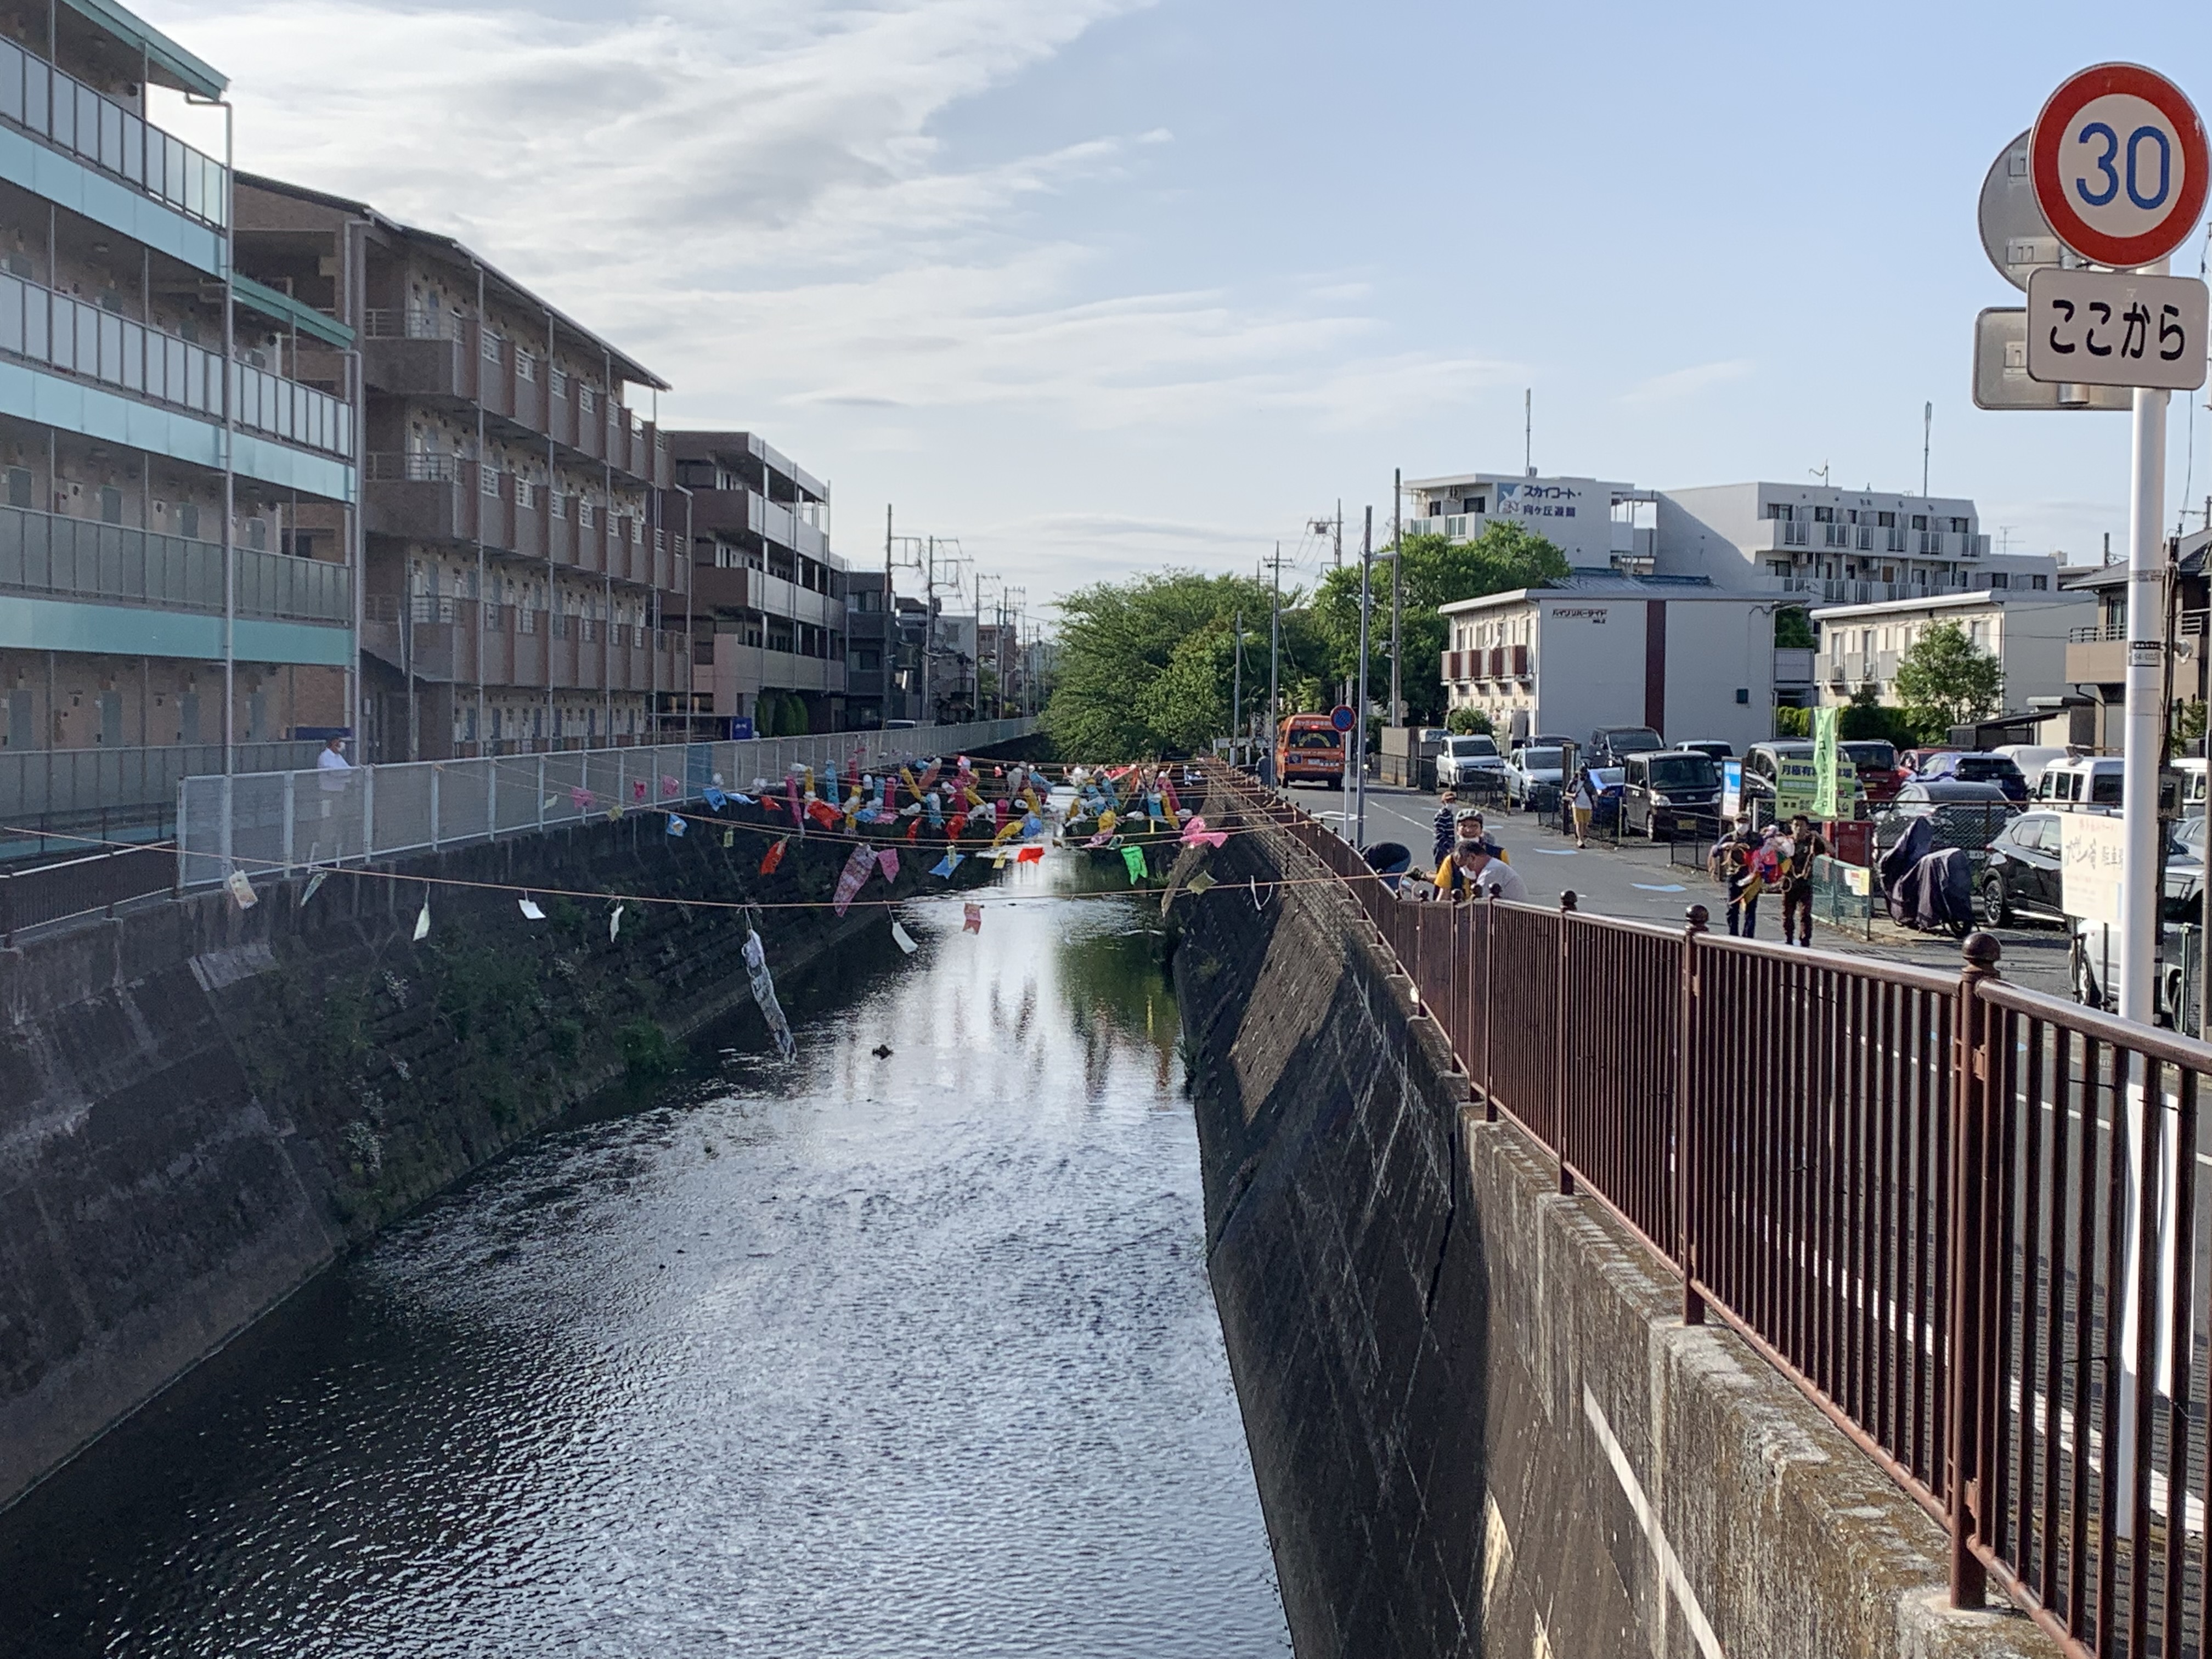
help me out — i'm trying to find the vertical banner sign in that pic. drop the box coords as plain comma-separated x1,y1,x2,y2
1812,707,1842,820
1720,759,1742,819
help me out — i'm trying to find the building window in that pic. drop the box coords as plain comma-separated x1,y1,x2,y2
1949,517,1971,534
579,385,596,415
2032,574,2048,590
481,465,500,498
482,331,503,364
515,351,535,382
97,486,121,524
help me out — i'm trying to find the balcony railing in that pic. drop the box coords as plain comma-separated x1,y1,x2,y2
0,37,227,229
0,501,349,623
0,271,353,461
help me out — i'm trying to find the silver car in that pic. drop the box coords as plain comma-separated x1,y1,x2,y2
1505,744,1565,810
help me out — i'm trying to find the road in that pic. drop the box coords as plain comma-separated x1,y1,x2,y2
1284,778,2075,1000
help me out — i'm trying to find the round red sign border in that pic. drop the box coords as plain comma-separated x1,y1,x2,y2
2030,62,2209,269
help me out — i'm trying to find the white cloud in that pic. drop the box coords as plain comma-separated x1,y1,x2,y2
1618,358,1757,407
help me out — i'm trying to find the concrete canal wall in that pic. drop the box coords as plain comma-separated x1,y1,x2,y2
1168,807,2056,1658
0,814,975,1510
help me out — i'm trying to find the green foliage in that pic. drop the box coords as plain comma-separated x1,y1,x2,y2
1774,704,1810,738
1841,684,1928,747
1892,622,2004,734
2177,699,2208,747
549,1017,584,1065
1775,606,1815,648
1311,524,1568,723
1445,706,1493,735
618,1017,676,1077
1045,571,1331,760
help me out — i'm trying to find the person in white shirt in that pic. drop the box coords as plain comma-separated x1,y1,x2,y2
317,736,351,771
1465,839,1530,903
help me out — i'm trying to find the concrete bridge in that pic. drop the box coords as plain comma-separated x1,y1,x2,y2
1170,765,2205,1659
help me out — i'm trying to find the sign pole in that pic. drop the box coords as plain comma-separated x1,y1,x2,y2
2120,267,2170,1023
1354,505,1373,848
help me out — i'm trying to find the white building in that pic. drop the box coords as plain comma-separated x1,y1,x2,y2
1406,472,1657,569
1808,589,2092,710
1657,482,2059,600
1438,575,1789,754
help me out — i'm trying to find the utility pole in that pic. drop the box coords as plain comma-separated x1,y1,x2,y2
1354,505,1373,848
1231,606,1242,766
1389,465,1403,730
923,535,934,725
1267,540,1282,786
1921,401,1932,499
1524,387,1532,476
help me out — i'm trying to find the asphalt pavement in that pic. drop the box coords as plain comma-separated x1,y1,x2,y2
1282,778,2075,1000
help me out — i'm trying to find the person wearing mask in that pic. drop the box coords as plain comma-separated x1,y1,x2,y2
1463,837,1530,903
1569,769,1595,849
1776,814,1829,947
1723,839,1767,938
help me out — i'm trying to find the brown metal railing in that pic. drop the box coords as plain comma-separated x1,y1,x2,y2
1206,763,2212,1659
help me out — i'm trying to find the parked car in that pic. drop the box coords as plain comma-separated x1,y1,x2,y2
1916,751,2028,802
1586,725,1664,766
1978,809,2066,926
2166,815,2205,915
1436,732,1508,791
1505,744,1566,810
1994,744,2074,789
1674,739,1733,761
1740,741,1865,812
1570,764,1627,830
1620,750,1721,839
1840,740,1904,804
1899,748,1960,777
2035,755,2124,812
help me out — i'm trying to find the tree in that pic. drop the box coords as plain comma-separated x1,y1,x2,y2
1892,623,2004,736
1839,684,1925,749
1310,523,1568,724
1446,706,1493,735
1775,606,1814,648
1043,571,1333,761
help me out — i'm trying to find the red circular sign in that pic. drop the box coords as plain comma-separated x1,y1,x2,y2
2030,63,2208,268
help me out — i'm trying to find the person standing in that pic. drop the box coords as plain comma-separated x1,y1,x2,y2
1568,769,1595,848
1724,840,1767,938
1432,790,1459,868
1777,814,1829,947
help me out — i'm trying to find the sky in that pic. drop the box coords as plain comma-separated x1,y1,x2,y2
140,0,2212,617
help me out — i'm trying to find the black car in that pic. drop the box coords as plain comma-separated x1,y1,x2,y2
1620,750,1720,839
1585,725,1663,766
1978,809,2064,926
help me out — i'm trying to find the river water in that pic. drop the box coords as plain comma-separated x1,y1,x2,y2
0,859,1289,1657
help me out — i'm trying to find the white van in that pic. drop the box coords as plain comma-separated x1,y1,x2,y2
2035,757,2123,813
2177,756,2207,815
1994,744,2074,789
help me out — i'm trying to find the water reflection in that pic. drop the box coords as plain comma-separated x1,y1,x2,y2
0,857,1286,1658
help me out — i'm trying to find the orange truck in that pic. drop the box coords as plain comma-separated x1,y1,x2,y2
1277,713,1346,788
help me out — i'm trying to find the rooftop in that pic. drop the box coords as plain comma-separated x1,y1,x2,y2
1440,571,1757,614
1809,586,2090,621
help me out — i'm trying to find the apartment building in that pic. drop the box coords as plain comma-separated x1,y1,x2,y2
232,175,684,763
1657,482,2059,600
2057,529,2211,750
1809,588,2091,713
0,2,359,827
1440,574,1789,755
671,430,847,733
1405,471,1657,567
844,569,920,727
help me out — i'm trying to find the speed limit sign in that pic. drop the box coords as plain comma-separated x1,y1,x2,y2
2031,64,2208,269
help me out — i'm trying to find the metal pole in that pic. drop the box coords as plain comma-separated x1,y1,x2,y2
923,534,934,727
1389,465,1402,729
1231,606,1242,766
1267,541,1280,787
219,100,235,777
2120,364,2170,1024
1355,505,1373,847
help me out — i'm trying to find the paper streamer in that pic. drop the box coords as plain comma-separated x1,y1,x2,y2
661,774,680,798
610,904,624,940
413,899,431,941
666,813,687,837
632,780,647,802
518,896,545,921
832,843,877,917
227,868,257,910
875,849,900,884
298,870,328,907
931,852,964,877
1121,845,1147,885
703,786,728,811
963,902,983,934
890,919,918,955
743,929,797,1062
1180,816,1228,849
1017,845,1045,864
571,787,595,811
760,839,788,876
1185,871,1217,894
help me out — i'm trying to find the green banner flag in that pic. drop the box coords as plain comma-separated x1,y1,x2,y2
1122,844,1148,885
1812,706,1841,820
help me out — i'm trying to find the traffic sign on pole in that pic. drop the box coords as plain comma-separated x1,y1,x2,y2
1329,704,1355,734
2025,266,2210,390
1979,129,2066,291
2030,63,2209,269
1972,308,2131,410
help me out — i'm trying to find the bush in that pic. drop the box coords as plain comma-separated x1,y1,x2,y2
618,1017,676,1077
1446,707,1493,735
1774,705,1810,738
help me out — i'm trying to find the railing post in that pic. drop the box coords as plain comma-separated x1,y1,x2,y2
538,754,548,832
1556,889,1577,1195
428,765,442,852
1946,929,2002,1608
486,756,497,843
362,764,376,864
1483,887,1498,1120
281,770,296,877
1679,904,1709,1325
2,867,13,947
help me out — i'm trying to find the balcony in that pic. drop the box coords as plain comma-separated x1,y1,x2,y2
2068,623,2128,686
0,270,354,464
0,37,228,232
362,595,685,695
362,455,683,594
1822,650,1900,687
359,312,669,488
0,500,348,623
1773,647,1816,687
